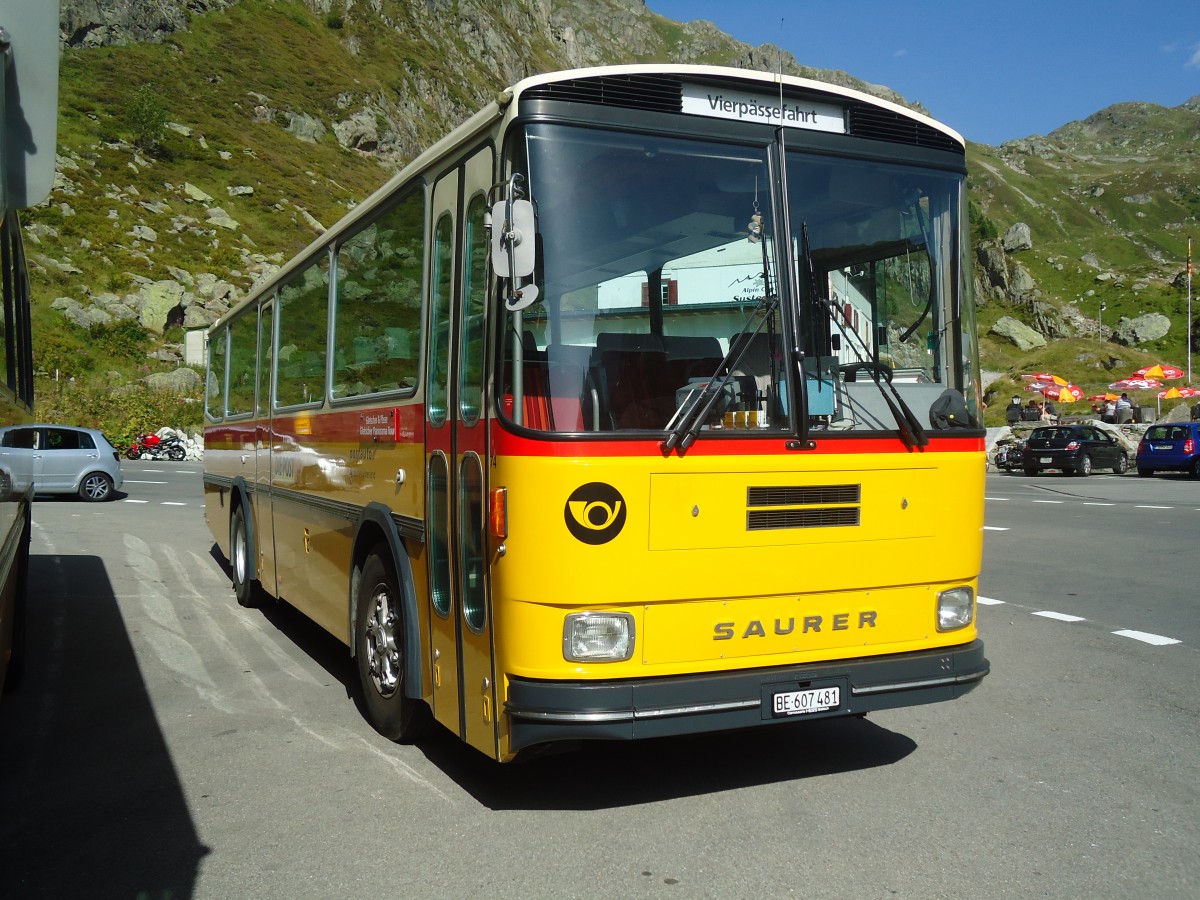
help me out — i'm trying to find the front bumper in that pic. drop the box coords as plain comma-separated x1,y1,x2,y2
506,640,988,752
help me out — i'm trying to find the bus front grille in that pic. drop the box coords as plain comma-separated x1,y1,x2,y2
746,483,861,531
747,507,860,530
747,484,861,506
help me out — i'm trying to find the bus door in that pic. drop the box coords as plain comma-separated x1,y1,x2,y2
425,149,498,757
255,300,278,597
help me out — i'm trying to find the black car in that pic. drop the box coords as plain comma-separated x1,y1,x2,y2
1022,425,1129,476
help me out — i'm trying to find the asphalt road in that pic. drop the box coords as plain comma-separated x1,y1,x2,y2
0,461,1196,899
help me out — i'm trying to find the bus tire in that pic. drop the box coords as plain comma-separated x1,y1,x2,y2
355,546,430,743
230,505,258,608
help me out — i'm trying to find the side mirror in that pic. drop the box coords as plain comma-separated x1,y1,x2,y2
491,198,535,278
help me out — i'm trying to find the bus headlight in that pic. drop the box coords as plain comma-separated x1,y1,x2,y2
563,613,635,662
937,587,974,632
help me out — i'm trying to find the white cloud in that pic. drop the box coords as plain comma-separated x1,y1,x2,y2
1187,44,1200,69
894,49,908,59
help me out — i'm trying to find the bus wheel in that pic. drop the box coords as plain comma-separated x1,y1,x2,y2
230,506,258,608
355,547,429,742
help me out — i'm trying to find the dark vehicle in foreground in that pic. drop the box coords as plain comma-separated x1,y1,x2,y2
1136,422,1200,478
1023,425,1128,476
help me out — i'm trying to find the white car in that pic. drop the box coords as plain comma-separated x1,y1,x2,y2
0,424,124,501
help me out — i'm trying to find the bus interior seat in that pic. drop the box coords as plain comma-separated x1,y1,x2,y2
593,332,725,429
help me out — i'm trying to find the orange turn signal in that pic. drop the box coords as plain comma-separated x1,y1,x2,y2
489,487,508,539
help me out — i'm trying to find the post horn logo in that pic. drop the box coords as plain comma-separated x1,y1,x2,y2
564,482,627,545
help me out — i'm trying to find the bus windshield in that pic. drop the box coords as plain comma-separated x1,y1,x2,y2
787,152,963,389
503,124,787,434
501,122,975,437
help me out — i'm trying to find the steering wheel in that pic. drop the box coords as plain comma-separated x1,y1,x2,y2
839,361,893,383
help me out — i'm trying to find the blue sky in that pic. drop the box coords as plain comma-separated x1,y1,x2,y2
644,1,1200,145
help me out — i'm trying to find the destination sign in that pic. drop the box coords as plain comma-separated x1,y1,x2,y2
681,83,845,133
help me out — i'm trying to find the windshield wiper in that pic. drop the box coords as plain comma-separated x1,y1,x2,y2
799,222,927,449
661,247,780,456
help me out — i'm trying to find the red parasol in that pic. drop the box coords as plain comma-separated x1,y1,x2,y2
1109,378,1162,391
1134,364,1185,381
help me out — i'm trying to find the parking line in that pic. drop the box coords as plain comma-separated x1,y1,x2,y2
122,480,168,485
162,502,188,506
1033,611,1086,622
977,596,1005,606
983,525,1008,531
123,499,149,504
1113,629,1181,646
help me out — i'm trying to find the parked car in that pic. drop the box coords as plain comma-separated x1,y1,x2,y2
0,424,123,501
1022,424,1128,476
1136,422,1200,478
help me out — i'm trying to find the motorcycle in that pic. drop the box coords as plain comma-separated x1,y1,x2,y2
126,432,186,461
993,440,1024,472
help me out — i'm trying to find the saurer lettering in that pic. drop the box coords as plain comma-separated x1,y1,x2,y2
714,611,878,640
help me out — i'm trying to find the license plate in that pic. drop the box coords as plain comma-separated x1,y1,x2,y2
1040,457,1052,464
772,685,840,717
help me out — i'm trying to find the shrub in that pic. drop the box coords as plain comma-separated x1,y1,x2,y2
127,84,167,152
88,320,153,362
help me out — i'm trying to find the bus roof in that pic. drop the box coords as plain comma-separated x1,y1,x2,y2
506,63,964,147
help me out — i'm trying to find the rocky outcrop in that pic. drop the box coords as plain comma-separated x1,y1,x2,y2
60,0,236,47
1112,313,1171,346
990,316,1047,351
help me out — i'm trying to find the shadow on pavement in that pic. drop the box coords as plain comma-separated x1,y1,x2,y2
417,710,917,811
0,553,209,897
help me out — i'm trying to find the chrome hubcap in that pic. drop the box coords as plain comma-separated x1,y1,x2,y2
232,522,246,584
364,587,400,697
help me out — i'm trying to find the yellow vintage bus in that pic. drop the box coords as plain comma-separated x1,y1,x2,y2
0,0,59,695
204,64,989,761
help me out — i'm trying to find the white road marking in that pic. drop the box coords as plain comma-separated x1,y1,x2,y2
1113,630,1181,646
123,499,149,504
983,526,1008,531
1082,502,1114,507
1134,505,1172,510
162,501,187,506
1033,611,1086,622
1032,499,1064,504
977,596,1005,606
122,480,168,485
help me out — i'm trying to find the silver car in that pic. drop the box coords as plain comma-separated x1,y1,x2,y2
0,424,124,501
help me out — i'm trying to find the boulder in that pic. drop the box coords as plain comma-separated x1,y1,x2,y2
142,368,202,394
333,109,380,152
990,316,1047,351
1003,223,1033,252
1112,313,1170,346
286,112,326,143
136,280,188,333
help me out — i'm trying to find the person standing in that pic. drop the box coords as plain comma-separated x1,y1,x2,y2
1116,392,1133,424
1005,395,1023,425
